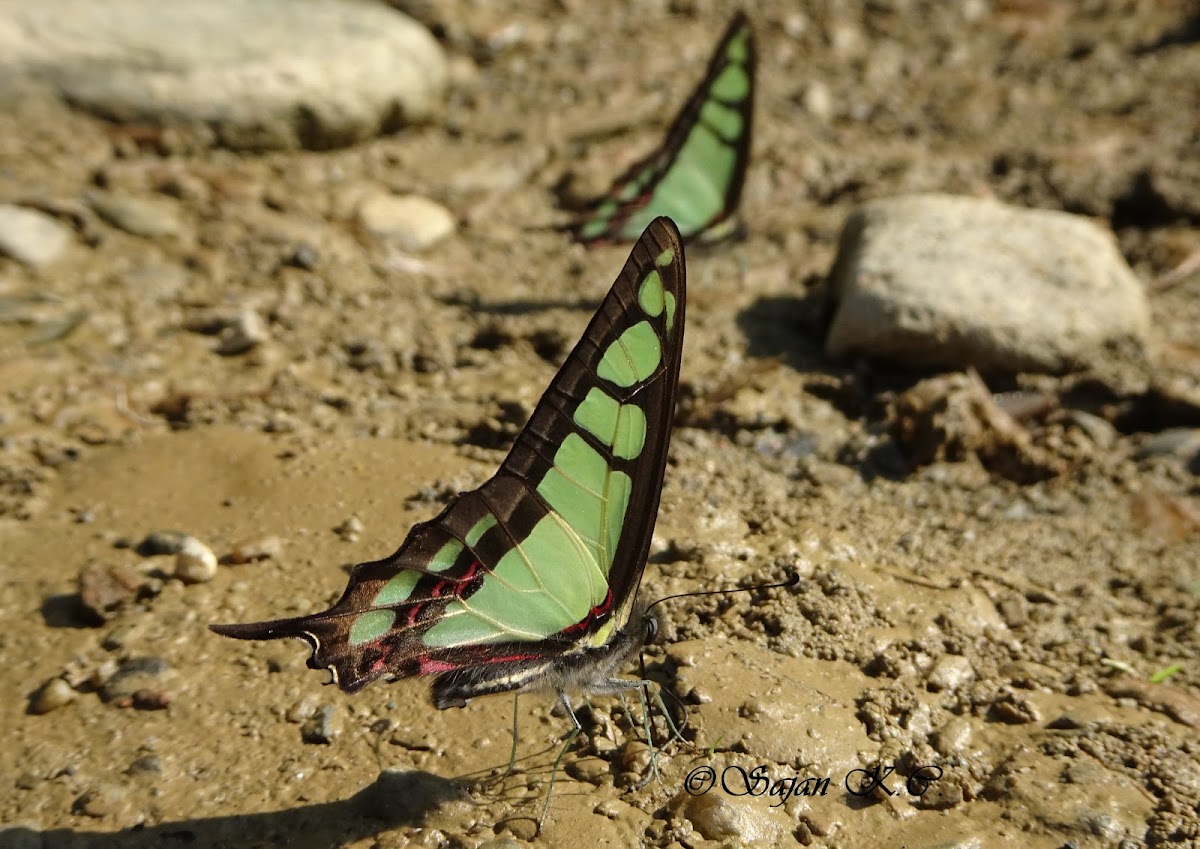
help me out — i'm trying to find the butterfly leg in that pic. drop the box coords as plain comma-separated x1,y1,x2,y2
538,680,666,831
597,678,690,790
538,693,584,835
632,681,692,790
504,693,521,777
556,689,585,731
481,693,523,791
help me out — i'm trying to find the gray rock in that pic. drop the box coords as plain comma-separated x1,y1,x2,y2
30,677,76,714
87,192,181,238
126,754,162,775
101,656,174,705
0,204,71,266
214,309,268,356
285,694,319,723
78,562,148,623
0,0,446,151
357,193,456,252
72,783,131,818
931,717,973,756
333,515,365,542
1136,428,1200,466
825,194,1149,374
301,704,342,744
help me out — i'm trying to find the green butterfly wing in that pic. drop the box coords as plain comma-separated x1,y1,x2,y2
563,12,755,246
211,218,686,703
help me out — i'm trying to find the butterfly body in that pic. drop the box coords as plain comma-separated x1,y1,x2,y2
431,606,651,711
212,218,686,717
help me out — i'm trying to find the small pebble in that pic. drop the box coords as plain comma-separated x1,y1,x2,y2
85,658,120,690
286,694,319,723
214,309,269,356
931,717,973,756
1067,411,1118,448
618,740,652,774
334,516,364,542
30,678,76,714
565,757,609,784
926,655,975,692
87,191,182,238
594,798,633,819
285,242,319,270
388,729,434,751
132,689,173,710
174,536,218,584
301,704,342,743
78,562,145,623
1136,428,1200,464
912,776,965,810
102,624,138,651
496,819,538,842
988,693,1042,724
126,754,162,775
72,783,131,818
226,534,283,564
101,656,173,706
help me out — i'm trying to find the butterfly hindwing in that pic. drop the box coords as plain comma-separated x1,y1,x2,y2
210,218,686,703
563,12,755,246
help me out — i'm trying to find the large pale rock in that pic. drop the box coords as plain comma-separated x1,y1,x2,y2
825,194,1149,374
0,0,446,150
0,204,70,266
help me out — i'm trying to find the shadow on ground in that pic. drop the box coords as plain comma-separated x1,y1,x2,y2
0,769,464,849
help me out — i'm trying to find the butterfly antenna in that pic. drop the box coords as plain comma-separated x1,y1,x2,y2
644,569,800,618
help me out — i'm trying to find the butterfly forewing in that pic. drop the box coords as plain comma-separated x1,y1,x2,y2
211,218,686,698
563,12,755,246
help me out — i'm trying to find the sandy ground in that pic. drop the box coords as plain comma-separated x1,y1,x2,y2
2,1,1200,847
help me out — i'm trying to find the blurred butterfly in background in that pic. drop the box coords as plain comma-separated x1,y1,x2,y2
559,12,755,246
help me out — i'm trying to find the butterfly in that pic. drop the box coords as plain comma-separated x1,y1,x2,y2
560,12,755,246
211,217,686,730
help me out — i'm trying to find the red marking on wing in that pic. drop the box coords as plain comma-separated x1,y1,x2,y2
460,559,482,583
404,559,486,626
560,587,615,638
489,653,539,663
429,559,483,600
367,641,396,676
418,658,459,675
419,650,543,678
